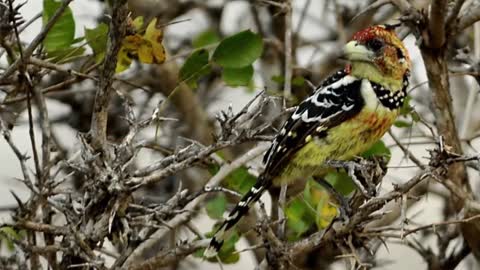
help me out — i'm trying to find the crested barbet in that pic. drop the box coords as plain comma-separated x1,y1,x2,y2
204,25,411,258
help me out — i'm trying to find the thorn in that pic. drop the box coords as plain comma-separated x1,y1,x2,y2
10,190,24,210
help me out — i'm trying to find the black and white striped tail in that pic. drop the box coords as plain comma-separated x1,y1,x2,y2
204,178,269,258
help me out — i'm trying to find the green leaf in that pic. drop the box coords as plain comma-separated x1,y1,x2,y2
208,164,256,195
314,193,337,229
361,140,391,161
271,75,285,84
399,95,413,116
43,0,75,52
304,180,330,206
224,166,257,195
303,179,338,230
193,29,220,48
71,36,85,44
212,30,263,68
302,180,313,205
215,228,240,264
222,65,254,87
179,49,211,88
394,120,412,128
132,16,144,31
47,46,86,63
292,76,305,86
286,178,343,240
206,194,227,220
286,180,321,239
85,23,109,63
270,75,304,87
0,226,22,251
325,171,356,196
285,198,313,239
397,96,420,126
411,110,420,122
208,164,221,175
219,248,240,264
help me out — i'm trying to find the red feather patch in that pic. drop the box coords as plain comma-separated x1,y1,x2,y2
352,25,392,42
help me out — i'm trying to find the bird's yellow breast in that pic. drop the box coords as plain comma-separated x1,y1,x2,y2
272,108,398,186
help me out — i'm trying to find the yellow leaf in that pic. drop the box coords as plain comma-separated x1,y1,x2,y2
316,195,338,229
123,35,144,50
144,18,162,43
116,16,166,73
131,16,144,31
144,18,166,64
138,44,153,64
116,47,133,73
152,42,166,63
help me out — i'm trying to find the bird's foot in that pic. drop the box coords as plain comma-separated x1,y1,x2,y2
335,194,352,224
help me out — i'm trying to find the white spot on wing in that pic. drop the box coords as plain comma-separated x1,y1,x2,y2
309,76,357,107
301,109,343,123
342,104,354,111
229,212,238,219
251,186,261,193
291,74,360,123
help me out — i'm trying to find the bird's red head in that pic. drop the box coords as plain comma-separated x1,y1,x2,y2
346,25,410,81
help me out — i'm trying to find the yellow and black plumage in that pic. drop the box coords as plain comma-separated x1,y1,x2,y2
205,25,411,257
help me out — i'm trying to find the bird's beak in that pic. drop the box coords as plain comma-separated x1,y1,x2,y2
342,41,374,62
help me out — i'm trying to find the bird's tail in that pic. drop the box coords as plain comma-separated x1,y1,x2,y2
204,176,270,258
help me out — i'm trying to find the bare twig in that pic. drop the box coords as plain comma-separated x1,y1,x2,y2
277,184,287,239
402,213,480,237
126,239,209,270
388,131,425,169
283,0,293,100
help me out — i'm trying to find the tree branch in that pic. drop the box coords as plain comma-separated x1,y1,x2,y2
456,1,480,33
89,0,128,150
446,0,467,26
428,0,447,48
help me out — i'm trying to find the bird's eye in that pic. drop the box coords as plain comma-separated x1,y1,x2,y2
396,47,404,59
366,38,384,51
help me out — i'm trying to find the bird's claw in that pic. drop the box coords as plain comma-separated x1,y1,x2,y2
335,195,352,224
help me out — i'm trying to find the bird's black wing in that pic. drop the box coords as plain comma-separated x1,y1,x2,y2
262,71,365,178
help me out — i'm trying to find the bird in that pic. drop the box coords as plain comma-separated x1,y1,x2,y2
204,24,411,258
